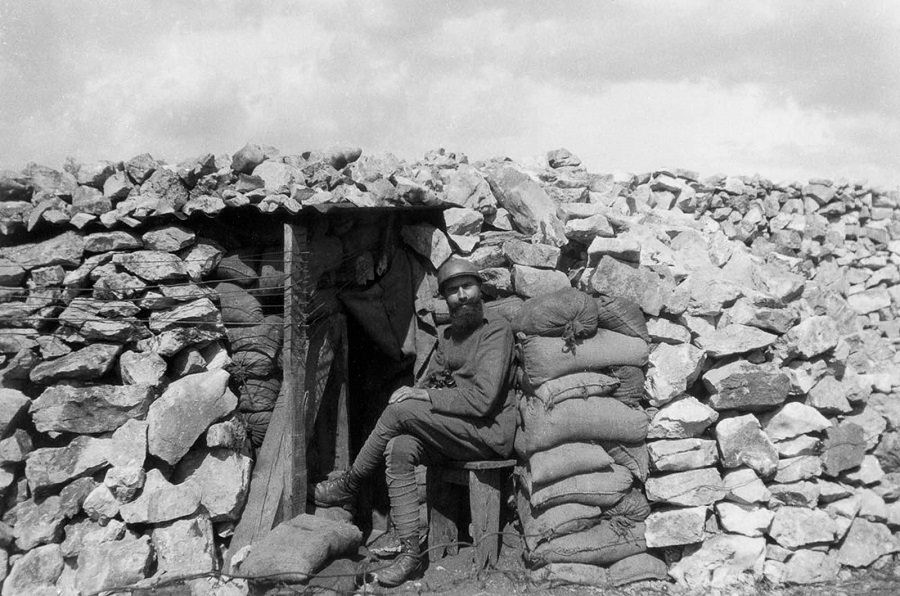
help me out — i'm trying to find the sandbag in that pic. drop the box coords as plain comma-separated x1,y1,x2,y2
237,377,282,412
608,553,668,586
528,442,615,488
525,464,632,510
531,563,609,587
609,365,645,407
601,441,650,483
517,396,650,456
530,372,620,406
595,294,649,342
234,514,362,582
605,488,651,522
216,282,263,326
227,315,283,358
243,411,271,447
484,296,524,325
513,288,598,341
517,330,649,386
229,348,275,378
517,488,605,551
529,519,647,567
517,487,649,551
216,251,258,286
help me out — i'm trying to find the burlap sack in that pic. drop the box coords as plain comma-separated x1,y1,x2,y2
517,330,649,386
528,442,615,488
513,288,598,341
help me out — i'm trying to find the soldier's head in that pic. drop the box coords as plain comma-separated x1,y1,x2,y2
437,258,484,332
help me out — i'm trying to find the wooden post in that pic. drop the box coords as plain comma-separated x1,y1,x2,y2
283,222,311,519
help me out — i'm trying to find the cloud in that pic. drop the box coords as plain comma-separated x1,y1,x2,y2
0,0,897,187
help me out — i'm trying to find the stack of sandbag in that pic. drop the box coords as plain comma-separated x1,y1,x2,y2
215,249,285,448
512,288,666,584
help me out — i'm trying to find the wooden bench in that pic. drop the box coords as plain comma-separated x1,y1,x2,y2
426,459,517,569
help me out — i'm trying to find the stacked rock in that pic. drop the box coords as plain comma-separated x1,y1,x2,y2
510,288,667,584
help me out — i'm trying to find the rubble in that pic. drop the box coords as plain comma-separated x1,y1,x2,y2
1,145,899,590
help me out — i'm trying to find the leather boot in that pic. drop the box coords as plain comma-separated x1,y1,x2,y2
376,536,422,587
313,471,358,508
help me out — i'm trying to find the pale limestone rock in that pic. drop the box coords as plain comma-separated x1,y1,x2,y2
807,375,852,414
647,396,719,439
761,402,831,441
769,507,836,548
645,343,706,407
646,318,691,344
715,502,773,537
119,350,167,385
844,455,885,486
715,414,779,477
29,384,156,435
784,550,840,585
780,315,840,359
645,467,726,506
669,534,765,590
75,535,152,594
512,264,570,299
774,455,823,483
502,239,560,268
175,448,251,522
83,485,120,524
769,481,821,508
2,543,64,596
119,469,200,524
775,434,820,457
837,518,899,567
648,438,718,472
141,225,196,252
152,514,217,577
147,369,235,465
695,324,777,358
116,250,189,282
645,506,707,547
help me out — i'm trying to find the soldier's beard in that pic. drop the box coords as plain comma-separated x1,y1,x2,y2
448,299,484,335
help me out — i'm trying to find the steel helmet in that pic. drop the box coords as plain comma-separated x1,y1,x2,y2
437,258,482,294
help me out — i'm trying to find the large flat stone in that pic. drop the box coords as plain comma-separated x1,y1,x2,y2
715,502,773,537
75,535,152,594
119,468,200,524
512,264,570,298
28,343,122,384
0,387,30,436
485,165,567,247
1,543,64,596
769,506,836,548
0,231,85,270
780,315,840,359
723,468,770,505
400,223,452,268
647,396,719,439
152,514,217,576
695,324,777,358
502,239,560,268
174,448,251,522
648,438,718,472
837,518,899,567
115,250,189,282
806,375,852,414
784,550,840,585
645,343,706,407
703,361,790,411
6,495,67,550
669,534,765,590
773,455,822,484
30,384,156,435
645,467,726,506
645,506,707,547
147,369,235,465
589,256,670,316
716,414,779,477
762,402,831,442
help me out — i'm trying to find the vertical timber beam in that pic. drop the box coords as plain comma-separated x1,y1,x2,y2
282,221,311,519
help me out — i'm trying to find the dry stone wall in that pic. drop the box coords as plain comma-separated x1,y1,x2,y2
0,144,899,592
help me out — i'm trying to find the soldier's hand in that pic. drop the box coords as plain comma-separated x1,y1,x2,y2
388,386,429,404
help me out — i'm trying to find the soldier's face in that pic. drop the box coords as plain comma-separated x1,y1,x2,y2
443,275,482,313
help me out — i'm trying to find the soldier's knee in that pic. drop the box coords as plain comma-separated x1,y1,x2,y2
384,434,420,466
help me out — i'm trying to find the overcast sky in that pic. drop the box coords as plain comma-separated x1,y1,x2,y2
1,1,898,187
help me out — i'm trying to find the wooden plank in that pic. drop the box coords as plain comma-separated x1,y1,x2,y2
284,222,312,519
224,383,289,571
427,467,460,560
469,468,503,569
334,320,350,470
